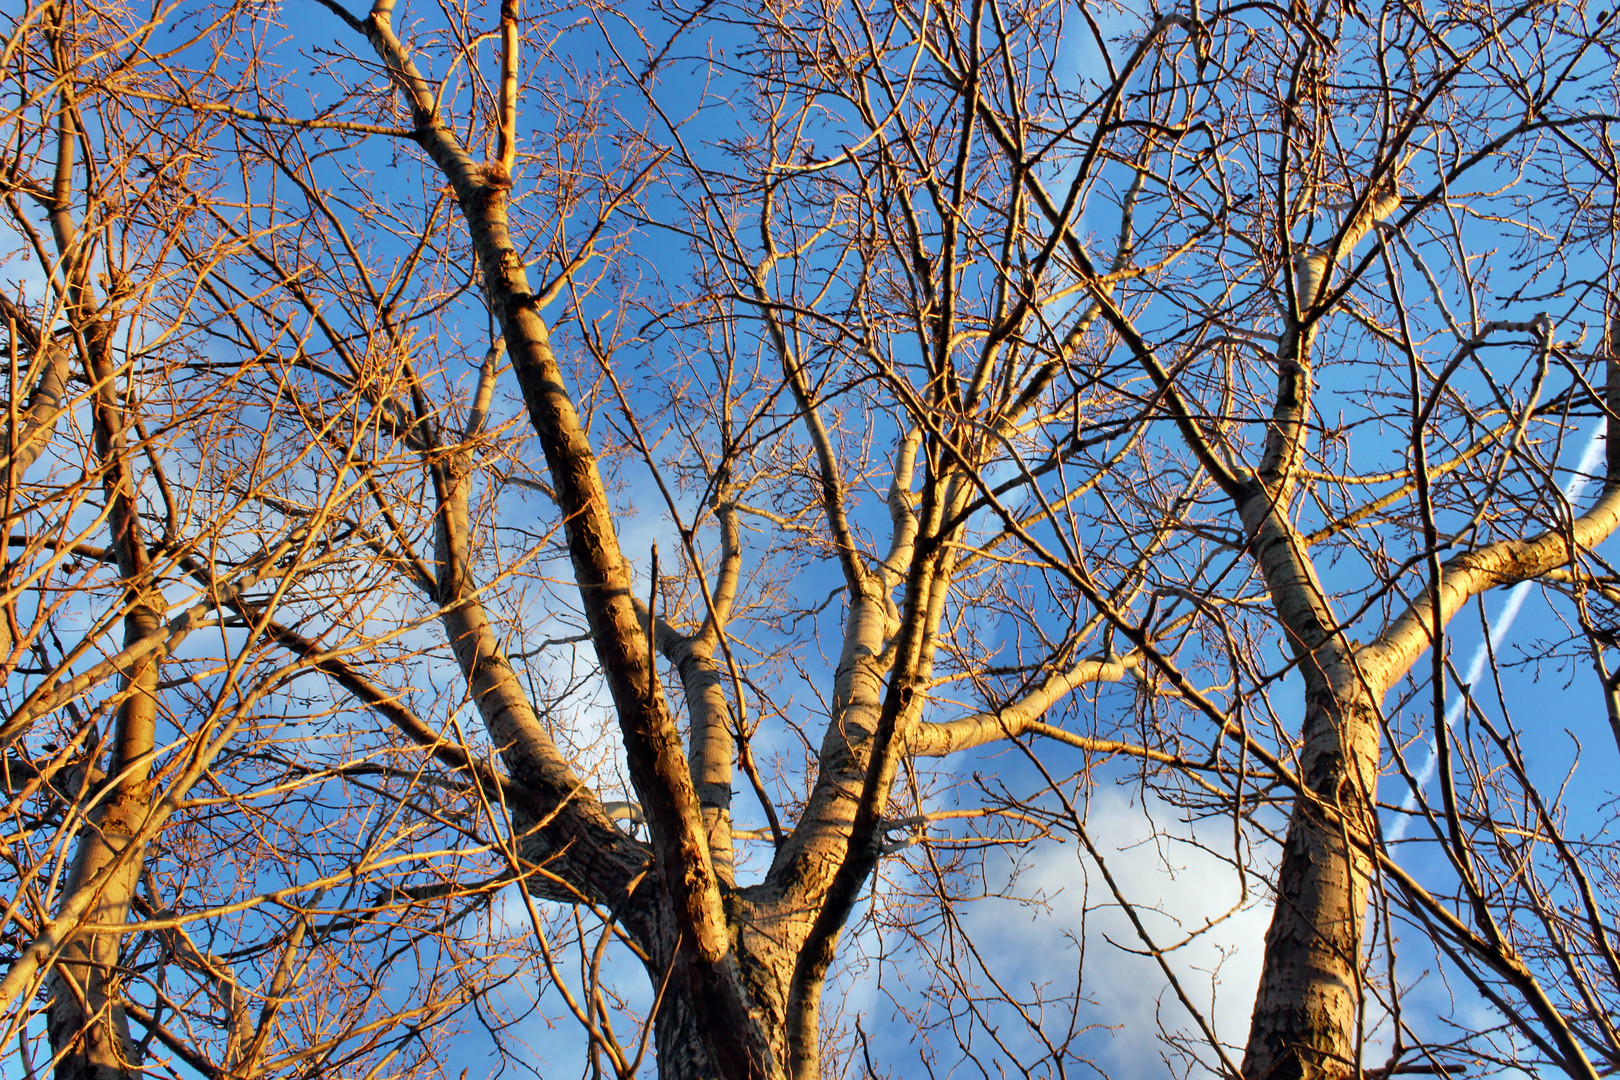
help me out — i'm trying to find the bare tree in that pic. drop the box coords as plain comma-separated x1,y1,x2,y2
3,0,1620,1077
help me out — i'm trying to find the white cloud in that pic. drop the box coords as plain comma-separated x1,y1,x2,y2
955,786,1276,1079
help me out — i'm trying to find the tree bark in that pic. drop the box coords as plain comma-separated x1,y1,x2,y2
41,65,155,1079
45,615,156,1080
1241,667,1380,1080
1241,315,1620,1080
652,893,796,1080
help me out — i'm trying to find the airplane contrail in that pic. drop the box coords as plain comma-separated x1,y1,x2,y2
1387,420,1608,843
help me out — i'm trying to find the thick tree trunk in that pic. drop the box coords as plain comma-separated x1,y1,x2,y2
652,891,797,1080
46,818,143,1080
1230,191,1396,1080
1240,316,1620,1079
47,601,159,1080
1236,481,1381,1080
1242,686,1379,1080
45,118,156,1073
655,993,726,1080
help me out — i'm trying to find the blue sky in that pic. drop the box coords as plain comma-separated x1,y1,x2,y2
5,0,1620,1075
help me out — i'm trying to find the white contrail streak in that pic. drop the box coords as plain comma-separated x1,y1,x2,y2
1387,420,1607,842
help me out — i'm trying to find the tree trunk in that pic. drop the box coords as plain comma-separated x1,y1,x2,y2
653,892,795,1080
655,993,726,1080
43,99,157,1071
1236,482,1382,1080
46,827,142,1080
47,605,159,1080
1242,684,1380,1080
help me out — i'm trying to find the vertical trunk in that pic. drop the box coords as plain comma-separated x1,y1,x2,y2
653,896,795,1080
45,299,152,1080
38,36,151,1075
655,993,725,1080
45,176,157,1080
1240,293,1620,1080
1237,485,1381,1080
46,347,158,1080
1242,682,1379,1080
48,315,157,1080
1231,188,1395,1079
46,607,158,1080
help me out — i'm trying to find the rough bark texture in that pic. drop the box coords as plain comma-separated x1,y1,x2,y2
1238,226,1620,1079
45,375,157,1080
1233,186,1406,1080
360,5,778,1073
45,627,154,1080
1240,643,1380,1080
43,83,155,1075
